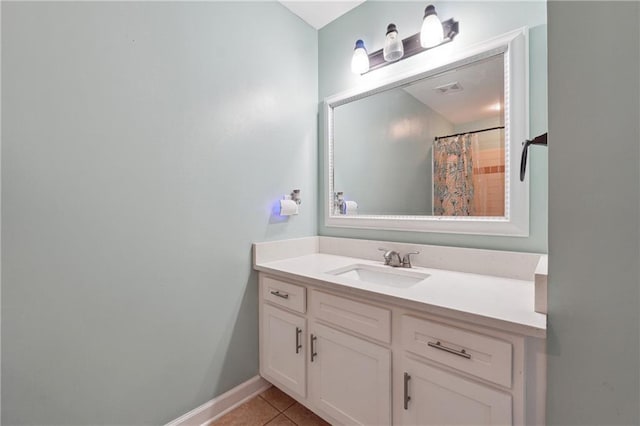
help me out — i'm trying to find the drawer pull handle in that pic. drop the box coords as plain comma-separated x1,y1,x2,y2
270,290,289,299
428,341,472,359
310,334,318,362
295,327,302,354
403,372,411,410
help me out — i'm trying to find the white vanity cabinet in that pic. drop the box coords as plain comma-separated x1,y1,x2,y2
399,316,516,425
260,303,307,399
306,289,392,423
259,275,392,425
258,272,544,426
401,357,512,426
308,322,391,425
259,276,308,399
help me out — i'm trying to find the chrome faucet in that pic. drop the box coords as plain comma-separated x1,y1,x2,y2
402,251,420,268
379,248,402,267
379,248,420,268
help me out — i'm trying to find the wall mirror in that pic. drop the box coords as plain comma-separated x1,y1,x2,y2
324,29,529,236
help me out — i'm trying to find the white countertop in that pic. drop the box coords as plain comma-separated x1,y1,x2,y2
255,253,546,338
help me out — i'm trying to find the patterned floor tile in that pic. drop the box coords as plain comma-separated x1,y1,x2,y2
210,396,279,426
283,402,331,426
260,386,296,412
265,413,296,426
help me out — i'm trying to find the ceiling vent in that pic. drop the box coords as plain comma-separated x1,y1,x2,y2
434,81,463,94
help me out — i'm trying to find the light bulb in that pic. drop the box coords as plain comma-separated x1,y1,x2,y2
351,39,370,74
383,23,404,62
420,5,444,48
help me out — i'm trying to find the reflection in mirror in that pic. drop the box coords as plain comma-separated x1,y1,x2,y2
333,54,505,217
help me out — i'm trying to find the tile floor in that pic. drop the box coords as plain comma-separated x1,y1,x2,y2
210,386,330,426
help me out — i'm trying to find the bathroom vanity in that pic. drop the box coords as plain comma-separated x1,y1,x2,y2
254,237,547,426
251,20,546,426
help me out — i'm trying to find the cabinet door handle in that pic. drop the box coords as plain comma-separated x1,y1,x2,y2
295,327,302,354
270,290,289,299
310,334,317,362
403,372,411,410
428,340,472,359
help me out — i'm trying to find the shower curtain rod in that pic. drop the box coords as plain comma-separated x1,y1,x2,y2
434,126,505,141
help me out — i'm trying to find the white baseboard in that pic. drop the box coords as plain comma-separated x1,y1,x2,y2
166,376,272,426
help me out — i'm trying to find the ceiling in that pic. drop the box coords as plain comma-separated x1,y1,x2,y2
402,55,505,125
278,1,366,29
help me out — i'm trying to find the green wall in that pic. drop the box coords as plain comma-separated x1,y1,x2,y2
334,88,453,215
319,1,548,253
1,2,317,424
547,2,640,424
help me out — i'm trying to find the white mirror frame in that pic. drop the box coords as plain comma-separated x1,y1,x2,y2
323,28,529,236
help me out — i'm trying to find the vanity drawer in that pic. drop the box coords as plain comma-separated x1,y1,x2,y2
402,315,512,388
310,290,391,343
262,276,306,314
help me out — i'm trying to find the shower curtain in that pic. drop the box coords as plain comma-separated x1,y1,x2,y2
433,134,477,216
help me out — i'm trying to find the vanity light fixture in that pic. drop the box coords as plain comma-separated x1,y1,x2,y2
350,39,370,74
420,5,444,48
351,4,458,74
383,24,404,62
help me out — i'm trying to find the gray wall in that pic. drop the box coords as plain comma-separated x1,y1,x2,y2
547,2,640,424
334,88,453,215
319,1,548,253
1,2,317,424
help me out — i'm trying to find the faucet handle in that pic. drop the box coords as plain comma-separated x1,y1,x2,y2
402,251,420,268
378,248,391,265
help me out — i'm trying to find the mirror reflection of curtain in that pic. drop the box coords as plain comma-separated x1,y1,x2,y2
433,134,479,216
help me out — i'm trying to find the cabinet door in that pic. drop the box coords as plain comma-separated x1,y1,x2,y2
401,357,512,426
261,304,306,398
309,323,391,425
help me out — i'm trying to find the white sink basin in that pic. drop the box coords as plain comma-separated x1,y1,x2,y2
326,264,430,288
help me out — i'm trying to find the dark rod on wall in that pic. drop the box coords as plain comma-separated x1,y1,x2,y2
434,126,505,141
520,133,548,182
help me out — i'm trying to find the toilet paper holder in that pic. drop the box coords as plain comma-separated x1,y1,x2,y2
279,189,302,216
334,192,346,214
290,189,302,205
333,192,357,215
